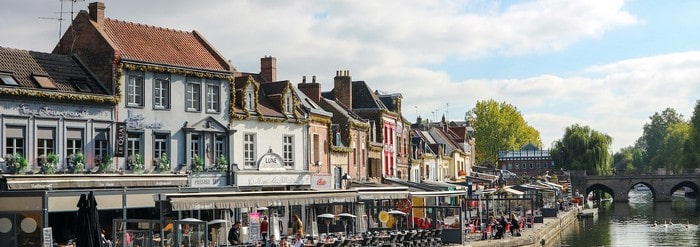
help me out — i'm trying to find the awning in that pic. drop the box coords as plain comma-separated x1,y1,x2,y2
410,190,466,197
166,190,357,211
503,187,525,196
356,187,410,200
2,174,188,190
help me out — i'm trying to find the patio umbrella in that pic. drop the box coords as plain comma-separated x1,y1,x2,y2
76,192,102,247
336,213,356,235
387,210,406,230
317,214,335,235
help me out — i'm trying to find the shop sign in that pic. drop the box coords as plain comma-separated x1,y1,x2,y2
189,173,227,187
258,151,285,171
311,174,332,190
238,173,311,186
115,122,127,157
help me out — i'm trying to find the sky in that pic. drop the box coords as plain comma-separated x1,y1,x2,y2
2,0,700,152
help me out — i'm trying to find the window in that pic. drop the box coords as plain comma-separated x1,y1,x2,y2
215,134,225,159
186,78,201,111
127,73,144,107
66,129,83,156
5,126,25,156
543,163,548,169
244,133,256,168
191,134,201,158
312,134,319,164
283,136,293,168
153,74,170,109
1,74,19,86
94,129,109,159
153,133,168,160
126,133,142,157
37,128,55,157
284,93,293,114
33,75,57,89
245,86,255,111
206,83,220,113
529,163,534,169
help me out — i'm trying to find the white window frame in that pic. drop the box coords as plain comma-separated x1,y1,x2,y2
206,83,220,113
245,86,255,111
37,127,55,157
153,74,170,110
5,126,25,156
127,133,142,158
153,133,169,161
186,78,202,112
283,135,294,168
244,133,256,168
127,73,144,107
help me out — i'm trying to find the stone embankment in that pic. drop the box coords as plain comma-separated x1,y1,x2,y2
462,207,579,247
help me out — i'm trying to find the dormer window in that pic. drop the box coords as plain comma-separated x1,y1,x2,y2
284,93,293,114
33,74,57,89
245,85,255,111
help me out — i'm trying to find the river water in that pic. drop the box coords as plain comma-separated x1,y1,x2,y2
559,190,699,246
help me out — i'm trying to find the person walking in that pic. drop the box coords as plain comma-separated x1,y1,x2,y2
228,221,242,245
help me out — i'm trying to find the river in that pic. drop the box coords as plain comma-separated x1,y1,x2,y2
559,190,699,246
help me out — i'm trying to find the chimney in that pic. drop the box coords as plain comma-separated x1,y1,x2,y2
298,75,321,104
88,2,105,26
334,70,352,109
260,56,277,82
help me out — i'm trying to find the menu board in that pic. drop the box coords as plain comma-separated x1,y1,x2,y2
249,212,260,242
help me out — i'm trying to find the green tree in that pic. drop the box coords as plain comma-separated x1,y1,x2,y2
613,146,643,173
656,122,690,173
466,99,542,164
686,100,700,169
638,108,685,170
551,124,612,175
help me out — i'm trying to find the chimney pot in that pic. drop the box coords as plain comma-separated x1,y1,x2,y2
88,2,106,25
312,75,316,83
302,76,306,83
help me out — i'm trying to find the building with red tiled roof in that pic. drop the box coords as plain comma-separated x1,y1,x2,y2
54,2,235,174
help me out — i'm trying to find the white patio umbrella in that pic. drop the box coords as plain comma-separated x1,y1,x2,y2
317,214,335,235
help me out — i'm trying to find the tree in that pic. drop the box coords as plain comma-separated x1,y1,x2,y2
656,122,690,173
686,99,700,169
466,99,542,164
638,108,685,170
613,146,643,173
551,124,612,175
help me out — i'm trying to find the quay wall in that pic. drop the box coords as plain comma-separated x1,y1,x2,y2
465,208,579,247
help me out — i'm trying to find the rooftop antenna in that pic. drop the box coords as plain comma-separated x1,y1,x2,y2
39,0,84,48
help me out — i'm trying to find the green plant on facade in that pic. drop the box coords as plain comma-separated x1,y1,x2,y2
42,152,59,174
4,153,28,174
128,154,145,173
68,151,86,174
96,155,113,172
217,154,228,172
156,153,170,173
193,154,204,173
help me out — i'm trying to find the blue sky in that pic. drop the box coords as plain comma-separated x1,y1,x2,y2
2,0,699,152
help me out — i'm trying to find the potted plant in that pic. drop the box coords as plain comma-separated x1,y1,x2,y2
96,155,113,173
216,154,228,172
67,151,86,173
127,154,145,173
42,152,58,174
156,153,170,173
3,153,27,174
192,154,204,173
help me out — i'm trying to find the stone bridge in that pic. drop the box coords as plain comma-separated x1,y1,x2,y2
570,173,700,202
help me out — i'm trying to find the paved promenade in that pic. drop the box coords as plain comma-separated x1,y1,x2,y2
460,208,579,247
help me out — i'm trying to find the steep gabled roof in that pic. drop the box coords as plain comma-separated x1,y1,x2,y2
101,18,231,72
351,81,387,110
0,46,113,102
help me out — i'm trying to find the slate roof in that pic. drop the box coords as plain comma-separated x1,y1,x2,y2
0,46,108,95
351,81,387,110
101,18,231,72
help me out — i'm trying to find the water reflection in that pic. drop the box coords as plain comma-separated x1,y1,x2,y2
561,190,699,246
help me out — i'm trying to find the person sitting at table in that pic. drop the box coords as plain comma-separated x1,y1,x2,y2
291,234,303,247
228,221,242,245
280,237,290,247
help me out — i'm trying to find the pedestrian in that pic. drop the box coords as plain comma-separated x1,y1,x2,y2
292,214,303,236
228,221,241,245
510,213,520,236
261,216,269,242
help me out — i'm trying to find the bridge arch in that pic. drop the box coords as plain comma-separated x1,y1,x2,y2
586,183,615,201
629,182,657,200
669,181,699,198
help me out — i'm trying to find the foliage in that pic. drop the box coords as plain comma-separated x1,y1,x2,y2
128,154,145,172
686,99,700,169
466,99,542,164
193,154,204,173
657,122,690,173
4,153,28,174
551,124,613,175
67,151,86,173
613,146,644,173
637,108,685,170
216,154,228,172
156,153,170,173
96,155,113,172
42,152,59,174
